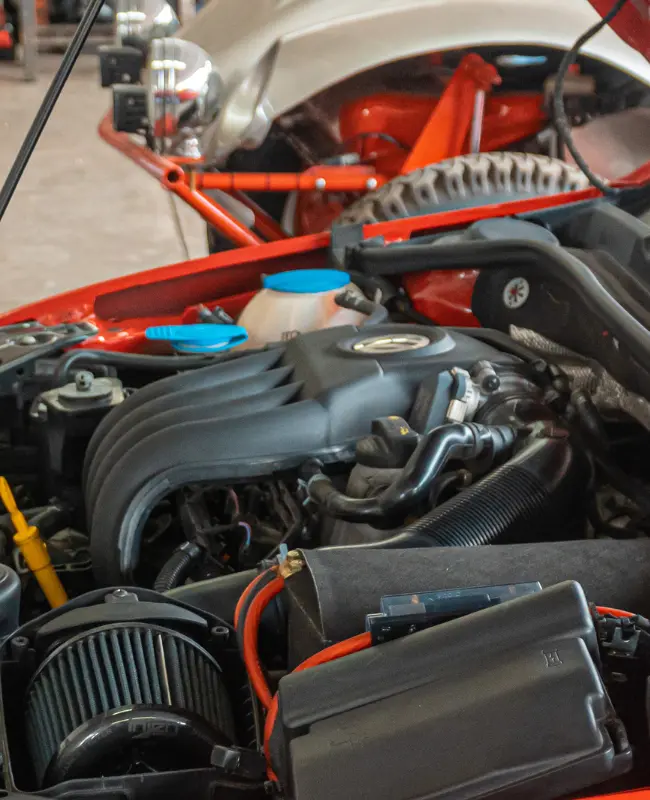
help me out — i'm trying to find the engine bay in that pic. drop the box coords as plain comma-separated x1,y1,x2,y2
2,206,650,800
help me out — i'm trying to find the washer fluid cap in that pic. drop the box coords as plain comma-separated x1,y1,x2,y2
145,324,248,353
262,269,350,294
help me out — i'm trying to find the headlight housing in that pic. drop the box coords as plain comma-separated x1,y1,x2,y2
147,38,222,154
115,0,180,50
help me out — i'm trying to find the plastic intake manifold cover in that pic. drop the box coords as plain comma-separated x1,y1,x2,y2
273,581,631,800
86,323,519,584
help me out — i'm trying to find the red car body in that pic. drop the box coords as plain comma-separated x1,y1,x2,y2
1,164,649,349
3,0,649,344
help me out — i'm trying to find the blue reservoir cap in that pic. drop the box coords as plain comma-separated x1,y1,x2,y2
262,269,350,294
145,324,248,354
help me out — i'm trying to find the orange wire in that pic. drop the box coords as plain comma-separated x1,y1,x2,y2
234,568,275,630
264,632,373,779
595,605,635,618
243,574,285,710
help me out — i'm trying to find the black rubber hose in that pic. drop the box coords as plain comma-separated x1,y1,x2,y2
53,347,263,387
335,289,389,326
352,238,650,372
347,271,396,304
331,434,582,549
153,542,203,592
308,423,516,524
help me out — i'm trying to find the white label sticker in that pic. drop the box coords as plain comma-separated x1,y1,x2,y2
502,277,530,310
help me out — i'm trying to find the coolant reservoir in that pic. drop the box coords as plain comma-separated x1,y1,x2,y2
238,269,365,347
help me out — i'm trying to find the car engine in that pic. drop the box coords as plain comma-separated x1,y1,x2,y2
3,211,650,800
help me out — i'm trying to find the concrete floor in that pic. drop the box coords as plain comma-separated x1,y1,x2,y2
0,53,207,314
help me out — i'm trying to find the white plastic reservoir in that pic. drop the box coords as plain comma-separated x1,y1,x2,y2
237,269,365,347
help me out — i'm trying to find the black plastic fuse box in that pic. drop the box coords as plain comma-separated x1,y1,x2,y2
274,581,631,800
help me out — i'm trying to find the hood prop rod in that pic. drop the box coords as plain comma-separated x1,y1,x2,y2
0,0,106,222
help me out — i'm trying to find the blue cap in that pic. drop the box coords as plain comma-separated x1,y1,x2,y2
145,324,248,354
262,269,350,294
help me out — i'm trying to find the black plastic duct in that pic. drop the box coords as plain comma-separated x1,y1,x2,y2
330,433,584,549
352,238,650,372
307,423,516,524
85,324,516,586
83,347,286,499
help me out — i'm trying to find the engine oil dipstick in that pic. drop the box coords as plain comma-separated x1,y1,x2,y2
0,477,68,608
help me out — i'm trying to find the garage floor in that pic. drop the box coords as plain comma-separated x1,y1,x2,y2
0,54,208,314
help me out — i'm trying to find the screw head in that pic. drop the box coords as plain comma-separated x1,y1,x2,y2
365,177,378,190
482,374,501,392
75,370,94,391
314,177,327,190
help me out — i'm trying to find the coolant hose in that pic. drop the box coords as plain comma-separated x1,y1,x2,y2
153,542,203,593
352,238,650,372
346,271,396,304
335,289,389,326
337,433,583,549
308,422,517,524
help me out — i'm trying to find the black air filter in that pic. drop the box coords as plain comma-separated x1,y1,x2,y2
25,622,233,786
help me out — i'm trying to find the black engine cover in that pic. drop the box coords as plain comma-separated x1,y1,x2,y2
84,324,518,584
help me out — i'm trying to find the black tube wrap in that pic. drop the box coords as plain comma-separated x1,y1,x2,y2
284,539,650,664
351,238,650,373
153,542,203,593
328,431,585,550
308,423,517,525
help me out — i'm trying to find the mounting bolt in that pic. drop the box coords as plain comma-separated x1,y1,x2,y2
279,550,306,579
314,177,327,190
365,177,378,190
75,370,94,392
482,374,500,392
105,587,139,603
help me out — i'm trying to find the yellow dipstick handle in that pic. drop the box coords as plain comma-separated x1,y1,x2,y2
0,477,68,608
